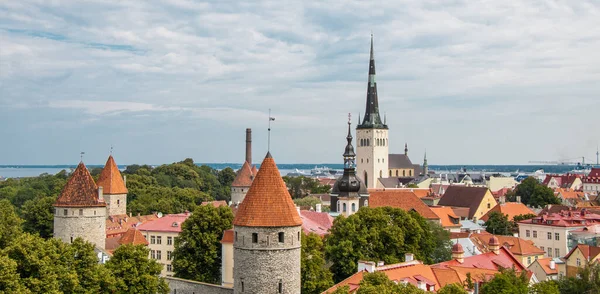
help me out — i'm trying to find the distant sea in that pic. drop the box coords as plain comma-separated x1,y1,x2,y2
0,164,591,179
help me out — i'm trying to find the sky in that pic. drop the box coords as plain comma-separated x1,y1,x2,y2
1,0,599,165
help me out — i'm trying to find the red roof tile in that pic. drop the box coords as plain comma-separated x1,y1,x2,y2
105,214,159,237
233,153,302,227
54,162,105,207
470,233,544,256
535,258,558,275
96,155,128,195
430,206,462,228
119,228,148,245
137,213,191,233
481,203,536,222
369,190,439,220
232,161,254,187
221,229,234,244
300,210,334,236
435,246,526,272
565,244,600,260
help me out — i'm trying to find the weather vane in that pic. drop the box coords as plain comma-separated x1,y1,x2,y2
268,109,275,152
80,151,85,162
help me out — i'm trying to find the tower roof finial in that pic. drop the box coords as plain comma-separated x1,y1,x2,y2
358,33,386,130
370,33,374,61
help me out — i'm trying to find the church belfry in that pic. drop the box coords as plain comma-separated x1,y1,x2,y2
356,34,389,189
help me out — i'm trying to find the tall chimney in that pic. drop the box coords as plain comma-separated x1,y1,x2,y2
98,186,104,202
245,128,252,165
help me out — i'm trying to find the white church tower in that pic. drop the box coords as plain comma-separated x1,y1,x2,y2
356,35,388,189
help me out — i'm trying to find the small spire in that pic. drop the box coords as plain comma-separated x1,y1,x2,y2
370,33,374,61
358,112,361,124
384,112,387,125
404,143,408,155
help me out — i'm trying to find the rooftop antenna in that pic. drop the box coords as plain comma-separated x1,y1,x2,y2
80,151,85,162
268,109,275,152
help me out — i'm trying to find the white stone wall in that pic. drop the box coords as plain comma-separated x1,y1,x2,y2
356,128,389,189
233,225,301,294
105,193,127,216
231,186,250,205
53,206,106,250
337,197,360,217
222,242,234,288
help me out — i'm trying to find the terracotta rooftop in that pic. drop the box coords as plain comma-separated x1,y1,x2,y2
519,210,600,227
430,206,461,228
534,258,559,275
136,213,191,233
300,210,334,236
232,161,254,187
221,229,234,244
556,188,585,200
481,202,536,222
543,173,583,188
565,244,600,261
434,246,526,272
437,186,493,219
96,155,128,195
118,228,148,246
54,162,106,207
369,190,439,220
233,153,302,227
470,233,544,256
105,213,159,237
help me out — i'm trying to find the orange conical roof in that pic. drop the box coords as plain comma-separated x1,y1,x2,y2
233,153,302,227
97,155,128,194
251,165,258,175
55,162,105,207
119,228,148,245
232,161,254,187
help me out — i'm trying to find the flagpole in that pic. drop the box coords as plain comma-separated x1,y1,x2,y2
268,109,271,152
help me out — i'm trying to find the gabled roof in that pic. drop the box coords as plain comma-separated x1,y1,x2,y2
481,202,536,222
556,188,585,200
300,210,334,236
96,155,128,195
532,258,559,275
470,233,544,256
437,186,492,219
388,154,413,169
434,246,526,272
54,162,106,207
232,161,254,187
543,174,583,188
564,244,600,261
430,206,461,228
137,213,191,233
118,228,148,245
233,153,302,227
221,229,234,244
105,214,159,237
369,190,439,220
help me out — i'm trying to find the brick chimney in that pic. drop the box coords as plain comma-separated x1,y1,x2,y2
245,128,252,165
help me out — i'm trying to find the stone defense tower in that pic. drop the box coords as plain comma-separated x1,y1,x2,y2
233,152,302,294
231,128,256,205
331,118,369,217
96,155,128,216
53,161,107,249
356,34,389,189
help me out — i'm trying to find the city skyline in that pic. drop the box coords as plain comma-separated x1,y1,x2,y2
1,1,599,165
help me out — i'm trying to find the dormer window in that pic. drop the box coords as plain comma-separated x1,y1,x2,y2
172,222,179,227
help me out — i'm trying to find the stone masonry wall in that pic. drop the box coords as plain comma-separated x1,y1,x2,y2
105,193,127,216
166,277,233,294
53,206,106,250
233,225,301,294
231,187,249,205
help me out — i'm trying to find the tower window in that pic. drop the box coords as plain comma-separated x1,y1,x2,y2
241,280,245,292
117,199,120,205
79,209,83,216
235,232,238,242
343,203,347,212
252,233,258,243
279,280,283,293
352,203,356,212
279,232,284,243
64,209,68,216
298,231,300,241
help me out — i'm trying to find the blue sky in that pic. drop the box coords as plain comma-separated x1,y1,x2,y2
1,0,599,165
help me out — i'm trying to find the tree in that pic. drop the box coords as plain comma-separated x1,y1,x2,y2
0,254,29,293
172,204,234,284
356,271,425,294
484,211,515,236
0,199,23,248
283,176,331,198
105,244,168,294
509,177,559,208
301,233,334,294
480,268,529,294
556,263,600,294
294,196,322,209
437,283,468,294
513,214,536,223
407,183,419,188
530,280,559,294
325,207,451,282
21,196,56,238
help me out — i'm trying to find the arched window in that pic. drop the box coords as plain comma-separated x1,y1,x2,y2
364,171,368,187
367,139,370,146
343,203,347,212
351,203,356,212
337,202,340,212
409,170,412,176
396,170,398,176
403,170,406,176
389,170,392,177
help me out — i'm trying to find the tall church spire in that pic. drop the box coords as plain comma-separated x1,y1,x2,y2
358,34,387,130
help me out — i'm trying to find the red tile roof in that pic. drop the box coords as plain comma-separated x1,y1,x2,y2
233,153,302,227
54,162,106,207
519,210,600,227
300,210,334,236
201,200,229,208
118,228,148,245
564,244,600,260
481,202,536,222
105,214,159,237
369,190,440,220
232,161,254,187
543,174,583,188
96,155,128,195
430,206,462,228
437,186,493,219
221,229,234,244
435,246,527,272
137,213,191,233
470,233,544,256
535,258,558,275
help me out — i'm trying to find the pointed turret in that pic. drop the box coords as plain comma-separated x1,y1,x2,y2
55,162,105,207
423,150,429,176
233,152,302,227
97,155,128,195
358,34,387,130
